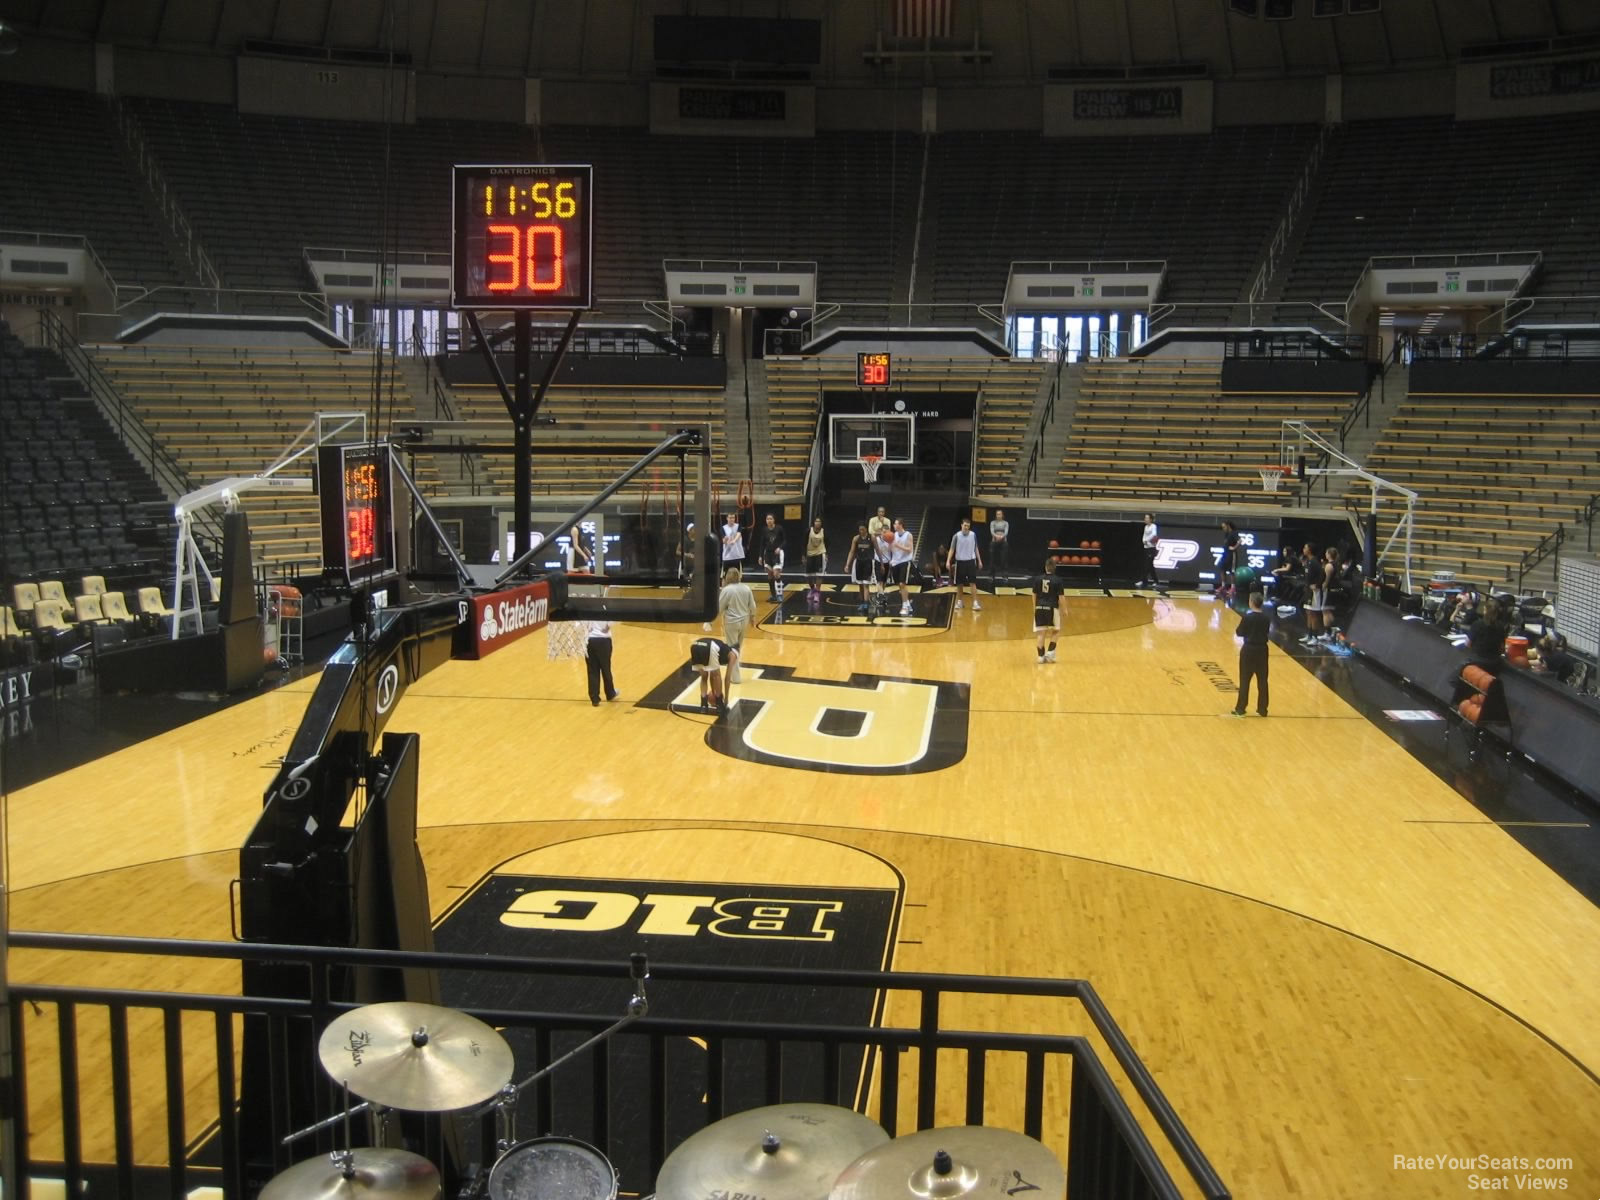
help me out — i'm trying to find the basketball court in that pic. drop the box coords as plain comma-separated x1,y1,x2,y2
7,584,1599,1197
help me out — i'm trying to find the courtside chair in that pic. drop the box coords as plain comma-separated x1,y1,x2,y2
30,598,78,656
11,581,41,626
80,573,107,597
38,579,68,606
136,586,174,632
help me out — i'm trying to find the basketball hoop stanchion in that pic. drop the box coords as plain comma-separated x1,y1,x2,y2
1259,465,1288,494
860,454,882,484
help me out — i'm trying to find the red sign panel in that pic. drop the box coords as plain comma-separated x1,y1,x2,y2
462,581,551,660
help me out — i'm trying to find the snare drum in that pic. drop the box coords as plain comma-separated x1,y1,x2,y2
488,1136,619,1200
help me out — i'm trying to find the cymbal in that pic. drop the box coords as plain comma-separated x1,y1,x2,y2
261,1148,441,1200
656,1103,890,1200
317,1001,513,1112
828,1127,1064,1200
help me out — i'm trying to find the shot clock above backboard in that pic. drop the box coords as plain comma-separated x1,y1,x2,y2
451,164,594,310
857,351,892,387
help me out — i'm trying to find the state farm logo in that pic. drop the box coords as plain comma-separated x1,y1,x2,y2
483,595,547,642
464,581,551,659
1153,539,1200,569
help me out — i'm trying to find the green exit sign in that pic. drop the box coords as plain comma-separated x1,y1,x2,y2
1082,286,1095,297
1445,280,1460,292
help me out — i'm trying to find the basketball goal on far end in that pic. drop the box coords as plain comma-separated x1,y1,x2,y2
1259,464,1288,493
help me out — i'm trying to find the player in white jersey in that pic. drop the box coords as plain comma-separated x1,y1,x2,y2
890,518,915,616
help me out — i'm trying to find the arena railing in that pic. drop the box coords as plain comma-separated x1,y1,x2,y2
5,931,1231,1200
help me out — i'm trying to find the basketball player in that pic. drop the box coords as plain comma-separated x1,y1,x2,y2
713,565,756,681
843,522,876,612
872,518,895,609
562,524,592,573
948,517,983,610
804,517,826,598
890,518,916,616
759,512,786,603
1031,551,1067,663
720,513,744,576
1141,513,1160,588
688,635,736,715
1232,589,1271,717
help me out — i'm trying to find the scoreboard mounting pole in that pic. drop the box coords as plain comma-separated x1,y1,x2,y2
452,163,594,561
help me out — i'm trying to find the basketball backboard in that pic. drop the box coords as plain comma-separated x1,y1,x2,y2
827,413,916,465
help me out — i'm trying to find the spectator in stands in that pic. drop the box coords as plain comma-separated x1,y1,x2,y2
1533,632,1580,686
1447,587,1481,635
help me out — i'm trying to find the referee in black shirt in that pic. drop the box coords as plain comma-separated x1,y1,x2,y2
1232,590,1271,717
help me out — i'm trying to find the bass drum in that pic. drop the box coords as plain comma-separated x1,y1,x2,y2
488,1136,619,1200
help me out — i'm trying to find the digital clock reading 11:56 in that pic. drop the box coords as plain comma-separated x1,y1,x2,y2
451,164,594,310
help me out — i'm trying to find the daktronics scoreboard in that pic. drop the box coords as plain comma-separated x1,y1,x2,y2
451,164,594,309
1148,523,1281,587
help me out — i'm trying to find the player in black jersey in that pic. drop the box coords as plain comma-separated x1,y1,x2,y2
689,635,737,714
842,522,877,613
1031,552,1067,663
758,512,787,602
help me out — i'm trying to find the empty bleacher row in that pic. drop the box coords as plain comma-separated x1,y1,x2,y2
444,379,729,500
762,355,1047,496
1280,111,1600,311
1,321,172,584
1346,390,1600,588
1053,359,1355,508
85,343,440,572
928,125,1320,319
0,82,190,295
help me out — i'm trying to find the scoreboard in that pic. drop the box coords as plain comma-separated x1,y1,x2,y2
857,352,892,387
452,164,594,310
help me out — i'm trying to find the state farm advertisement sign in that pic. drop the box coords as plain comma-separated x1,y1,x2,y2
462,581,550,659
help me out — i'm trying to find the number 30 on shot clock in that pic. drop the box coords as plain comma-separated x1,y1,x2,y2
451,164,594,310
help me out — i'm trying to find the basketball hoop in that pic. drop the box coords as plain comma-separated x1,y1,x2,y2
1259,465,1288,493
547,620,586,661
859,454,882,483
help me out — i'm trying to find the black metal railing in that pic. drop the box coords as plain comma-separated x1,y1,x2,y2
6,932,1229,1200
1518,524,1565,592
1580,492,1599,553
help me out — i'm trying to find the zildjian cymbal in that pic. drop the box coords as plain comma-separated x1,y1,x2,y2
828,1127,1064,1200
655,1103,891,1200
261,1148,441,1200
316,1001,514,1112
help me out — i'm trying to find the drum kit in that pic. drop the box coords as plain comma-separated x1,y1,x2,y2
267,960,1063,1200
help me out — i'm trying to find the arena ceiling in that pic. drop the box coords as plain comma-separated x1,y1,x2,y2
1,0,1598,83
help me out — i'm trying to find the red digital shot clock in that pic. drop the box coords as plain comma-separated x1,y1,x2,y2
857,352,892,387
451,164,594,310
318,442,397,584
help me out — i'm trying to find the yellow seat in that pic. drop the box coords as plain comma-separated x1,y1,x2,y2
137,587,174,619
101,591,135,624
73,593,111,626
38,580,68,605
31,599,76,637
2,605,25,639
80,574,107,597
11,582,40,618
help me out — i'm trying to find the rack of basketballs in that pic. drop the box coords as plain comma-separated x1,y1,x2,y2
1046,537,1104,578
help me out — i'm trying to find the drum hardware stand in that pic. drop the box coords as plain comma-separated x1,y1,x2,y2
478,953,651,1153
280,1079,397,1148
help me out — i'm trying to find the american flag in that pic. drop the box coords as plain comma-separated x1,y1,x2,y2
896,0,952,40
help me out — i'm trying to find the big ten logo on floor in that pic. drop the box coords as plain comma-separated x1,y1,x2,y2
500,887,843,941
1195,661,1236,693
638,664,970,774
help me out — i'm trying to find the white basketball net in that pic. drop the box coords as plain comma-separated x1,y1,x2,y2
547,620,586,660
1259,466,1287,493
860,455,881,483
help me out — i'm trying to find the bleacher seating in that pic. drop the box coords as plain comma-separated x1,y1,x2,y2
1281,112,1600,315
445,379,728,500
928,125,1319,319
1349,391,1600,587
88,343,441,573
1054,359,1353,506
0,83,189,294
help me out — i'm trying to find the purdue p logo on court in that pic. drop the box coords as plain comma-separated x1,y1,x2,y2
640,664,970,774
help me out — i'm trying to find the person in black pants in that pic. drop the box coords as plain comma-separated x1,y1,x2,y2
1232,590,1271,717
584,616,618,706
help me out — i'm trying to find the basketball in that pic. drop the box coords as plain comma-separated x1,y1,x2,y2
1048,539,1060,548
1090,555,1100,565
1090,540,1101,549
880,527,895,543
1079,540,1090,549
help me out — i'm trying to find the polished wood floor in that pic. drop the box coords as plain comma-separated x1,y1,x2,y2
7,588,1600,1198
